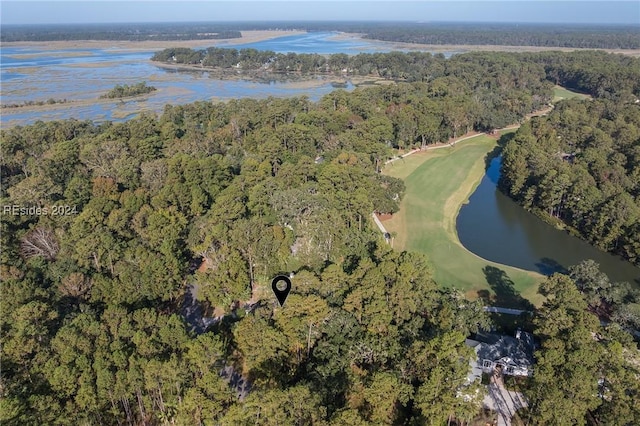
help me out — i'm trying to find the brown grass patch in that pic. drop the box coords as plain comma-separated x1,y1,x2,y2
376,213,394,222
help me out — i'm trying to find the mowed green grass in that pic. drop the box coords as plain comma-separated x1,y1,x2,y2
382,136,545,307
553,85,591,102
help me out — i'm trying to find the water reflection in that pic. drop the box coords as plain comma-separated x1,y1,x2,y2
457,156,640,285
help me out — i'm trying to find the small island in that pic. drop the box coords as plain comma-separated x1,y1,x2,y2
100,82,157,99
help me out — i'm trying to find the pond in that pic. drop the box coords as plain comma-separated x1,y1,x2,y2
456,156,640,285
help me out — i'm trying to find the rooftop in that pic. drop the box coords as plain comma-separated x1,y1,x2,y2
466,330,536,382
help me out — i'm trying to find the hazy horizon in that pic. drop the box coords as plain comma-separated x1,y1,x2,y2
3,20,639,27
2,1,639,26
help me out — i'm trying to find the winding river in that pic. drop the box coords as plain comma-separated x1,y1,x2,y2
0,32,459,127
456,156,640,285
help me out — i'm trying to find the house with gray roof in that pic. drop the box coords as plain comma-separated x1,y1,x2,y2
466,329,536,383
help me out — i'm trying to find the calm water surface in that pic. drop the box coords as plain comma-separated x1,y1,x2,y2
456,156,640,285
0,32,457,126
229,32,405,54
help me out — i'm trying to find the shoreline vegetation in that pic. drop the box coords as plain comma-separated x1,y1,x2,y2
3,37,638,132
0,95,149,115
4,30,640,57
3,21,639,49
1,30,307,51
147,46,640,97
0,76,363,122
1,98,70,109
149,46,639,105
99,82,156,99
0,22,243,42
150,60,383,86
500,99,640,268
0,76,364,126
329,31,640,56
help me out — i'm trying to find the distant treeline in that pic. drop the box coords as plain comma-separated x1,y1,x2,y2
298,21,640,49
3,21,639,49
152,47,640,100
358,23,640,50
0,23,241,42
100,82,156,99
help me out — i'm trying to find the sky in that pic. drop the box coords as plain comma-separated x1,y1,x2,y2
1,1,639,25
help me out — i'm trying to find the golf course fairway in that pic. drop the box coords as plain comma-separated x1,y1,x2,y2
382,135,545,307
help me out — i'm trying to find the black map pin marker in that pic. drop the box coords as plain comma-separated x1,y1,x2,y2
271,275,292,307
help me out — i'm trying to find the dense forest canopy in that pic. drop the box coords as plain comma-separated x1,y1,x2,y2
500,99,640,267
0,87,490,425
152,48,640,101
522,50,640,100
357,22,640,49
2,48,639,424
3,21,639,49
156,48,575,136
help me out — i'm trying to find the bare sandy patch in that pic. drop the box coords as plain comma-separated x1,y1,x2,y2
406,43,640,57
330,32,640,57
225,30,307,46
0,87,180,116
2,66,42,75
2,97,111,116
61,62,119,69
5,51,96,59
277,78,342,90
2,30,307,52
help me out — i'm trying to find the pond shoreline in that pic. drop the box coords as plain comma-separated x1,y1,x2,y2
457,155,640,286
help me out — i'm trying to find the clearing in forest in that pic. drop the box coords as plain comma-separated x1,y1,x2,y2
382,134,544,307
552,85,591,102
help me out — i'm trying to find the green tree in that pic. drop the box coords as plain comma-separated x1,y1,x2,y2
195,245,250,311
220,385,327,426
273,293,331,364
357,371,413,424
526,274,603,425
412,331,478,425
232,315,290,384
